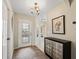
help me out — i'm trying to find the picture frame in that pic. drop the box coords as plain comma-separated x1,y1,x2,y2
52,15,65,34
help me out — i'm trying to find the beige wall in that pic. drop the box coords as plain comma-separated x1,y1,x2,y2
13,13,35,49
46,0,76,59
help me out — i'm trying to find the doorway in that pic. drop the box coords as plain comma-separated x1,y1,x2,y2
18,19,32,48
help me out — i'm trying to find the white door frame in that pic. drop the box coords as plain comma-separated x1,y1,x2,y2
2,1,8,59
2,0,14,59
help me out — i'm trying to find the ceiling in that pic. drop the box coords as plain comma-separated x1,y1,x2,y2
10,0,64,16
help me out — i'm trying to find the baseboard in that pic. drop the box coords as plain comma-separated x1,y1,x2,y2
34,45,44,53
14,45,36,50
12,49,14,59
14,45,44,54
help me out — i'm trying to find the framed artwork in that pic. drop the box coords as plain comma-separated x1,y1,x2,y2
52,15,65,34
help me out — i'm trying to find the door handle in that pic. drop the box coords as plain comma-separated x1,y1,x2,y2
7,37,10,40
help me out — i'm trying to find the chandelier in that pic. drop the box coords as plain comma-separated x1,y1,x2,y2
34,2,40,15
30,0,40,16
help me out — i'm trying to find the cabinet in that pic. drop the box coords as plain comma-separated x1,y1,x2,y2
44,37,71,59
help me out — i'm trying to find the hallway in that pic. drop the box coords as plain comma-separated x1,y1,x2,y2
12,46,49,59
2,0,76,59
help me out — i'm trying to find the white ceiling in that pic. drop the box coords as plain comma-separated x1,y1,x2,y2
10,0,64,16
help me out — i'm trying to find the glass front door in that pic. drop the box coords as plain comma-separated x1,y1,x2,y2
18,20,32,47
